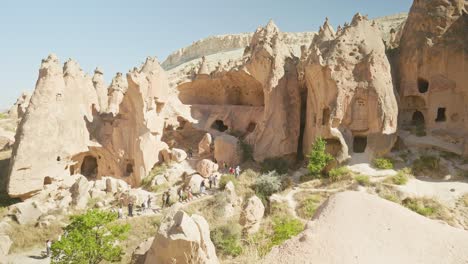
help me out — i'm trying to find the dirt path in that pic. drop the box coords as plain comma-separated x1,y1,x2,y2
2,248,49,264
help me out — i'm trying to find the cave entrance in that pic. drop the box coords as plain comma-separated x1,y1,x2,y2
211,120,228,132
435,108,446,122
417,78,429,93
411,111,425,126
81,155,98,179
246,122,257,133
322,108,330,126
353,136,367,153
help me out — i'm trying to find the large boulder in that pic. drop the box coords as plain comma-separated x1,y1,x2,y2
10,200,44,225
171,148,187,163
263,191,468,264
240,195,265,234
144,210,219,264
70,175,91,209
131,237,154,264
198,133,212,155
196,159,218,178
187,174,205,194
0,235,12,258
214,135,241,166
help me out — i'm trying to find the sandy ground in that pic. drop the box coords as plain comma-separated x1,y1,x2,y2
2,248,50,264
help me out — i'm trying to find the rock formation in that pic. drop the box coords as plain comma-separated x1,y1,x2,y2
144,210,219,264
300,14,398,161
7,55,174,198
214,134,241,166
398,0,468,156
196,159,218,178
240,195,264,234
198,133,212,155
8,92,31,120
263,191,468,264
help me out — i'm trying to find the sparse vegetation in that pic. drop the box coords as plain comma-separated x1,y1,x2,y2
307,137,333,177
328,166,353,182
383,193,400,203
261,157,289,174
211,222,243,257
141,164,167,191
402,198,438,217
0,112,7,119
412,155,440,176
8,221,64,252
372,157,394,170
219,174,238,190
355,175,370,186
51,210,130,264
295,193,323,219
386,170,409,185
269,217,304,248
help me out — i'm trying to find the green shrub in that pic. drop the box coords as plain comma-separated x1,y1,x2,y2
328,166,353,182
269,217,304,247
254,171,283,203
355,175,370,186
383,194,400,203
238,140,253,162
372,158,394,170
412,155,440,176
141,164,167,190
261,157,289,174
51,210,130,264
219,174,238,190
307,137,333,176
388,171,409,185
211,223,243,257
402,198,436,216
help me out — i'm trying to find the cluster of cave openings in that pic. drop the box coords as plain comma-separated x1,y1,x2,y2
211,120,228,132
322,108,330,126
435,108,446,122
353,136,367,153
417,78,429,93
81,155,98,179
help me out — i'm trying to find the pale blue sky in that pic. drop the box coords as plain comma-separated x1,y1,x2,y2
0,0,412,110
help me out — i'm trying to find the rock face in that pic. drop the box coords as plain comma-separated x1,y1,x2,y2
196,159,218,178
300,15,398,161
144,210,219,264
398,0,468,157
263,191,468,264
8,92,31,120
214,134,241,166
7,55,174,198
240,195,264,234
0,235,12,258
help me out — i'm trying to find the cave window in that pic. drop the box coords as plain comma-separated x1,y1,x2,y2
417,78,429,93
56,156,61,162
211,120,228,132
156,102,165,114
435,108,446,122
411,111,425,126
125,163,134,176
43,176,52,186
322,108,330,126
246,122,257,133
81,155,98,179
313,114,317,125
353,136,367,153
70,165,75,175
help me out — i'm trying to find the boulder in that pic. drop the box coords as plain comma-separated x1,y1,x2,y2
11,200,44,225
214,135,241,166
0,235,12,257
196,159,218,178
188,174,205,194
240,195,265,234
89,189,106,199
198,133,212,154
160,148,172,163
70,175,91,209
263,191,468,264
105,177,118,194
144,210,219,264
131,237,154,264
171,148,187,163
92,179,107,191
151,175,168,186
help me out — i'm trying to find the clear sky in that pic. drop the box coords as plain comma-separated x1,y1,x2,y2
0,0,412,110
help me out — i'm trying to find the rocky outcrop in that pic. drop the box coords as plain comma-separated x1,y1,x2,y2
300,15,398,161
144,210,219,264
0,235,12,258
240,195,264,234
263,191,468,264
198,133,212,155
398,0,468,157
8,92,31,120
214,134,241,166
196,159,218,178
7,55,175,198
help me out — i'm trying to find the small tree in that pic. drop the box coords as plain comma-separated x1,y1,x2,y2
51,210,130,264
307,137,333,176
255,171,283,204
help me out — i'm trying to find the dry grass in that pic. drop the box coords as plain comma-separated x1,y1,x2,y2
294,192,327,220
8,221,65,252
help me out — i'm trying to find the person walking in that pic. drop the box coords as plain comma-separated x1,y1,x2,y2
200,180,206,194
214,174,218,188
147,195,152,210
165,191,171,207
46,240,52,257
128,201,134,217
118,206,123,219
235,165,241,178
209,175,213,189
161,192,167,208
